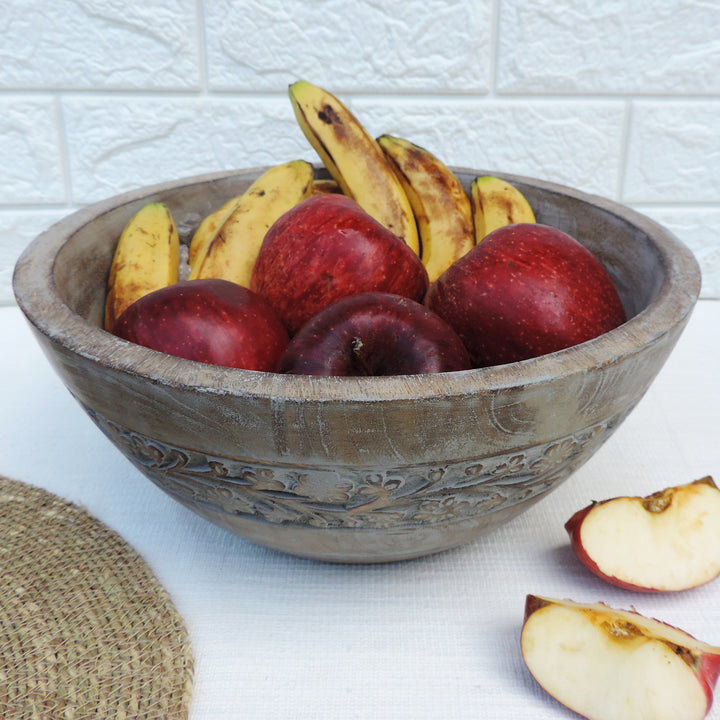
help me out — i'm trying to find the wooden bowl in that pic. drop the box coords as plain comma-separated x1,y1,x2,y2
13,167,701,562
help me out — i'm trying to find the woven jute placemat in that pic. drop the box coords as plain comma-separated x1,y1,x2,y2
0,475,193,719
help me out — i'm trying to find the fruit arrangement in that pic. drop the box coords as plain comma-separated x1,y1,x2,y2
104,80,626,376
99,81,719,717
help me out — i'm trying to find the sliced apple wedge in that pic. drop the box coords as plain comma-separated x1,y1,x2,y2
521,595,720,720
565,476,720,592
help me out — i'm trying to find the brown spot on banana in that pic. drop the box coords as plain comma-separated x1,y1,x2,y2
318,103,342,126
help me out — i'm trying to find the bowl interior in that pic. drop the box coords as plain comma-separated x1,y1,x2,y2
52,168,666,331
16,166,700,407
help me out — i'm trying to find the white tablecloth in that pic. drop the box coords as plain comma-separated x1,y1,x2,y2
2,301,719,719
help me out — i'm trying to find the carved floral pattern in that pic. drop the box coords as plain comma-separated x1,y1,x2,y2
86,409,622,530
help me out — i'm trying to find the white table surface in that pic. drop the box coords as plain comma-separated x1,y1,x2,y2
2,300,719,720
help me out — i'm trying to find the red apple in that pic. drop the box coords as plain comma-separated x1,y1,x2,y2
425,223,626,367
521,595,720,720
112,278,289,371
565,477,720,592
278,292,472,376
250,194,429,335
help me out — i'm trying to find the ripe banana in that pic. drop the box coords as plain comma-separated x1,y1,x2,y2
189,160,315,286
378,134,475,283
288,80,419,254
104,202,179,331
471,175,536,242
188,194,244,268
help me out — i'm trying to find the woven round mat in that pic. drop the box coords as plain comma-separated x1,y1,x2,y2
0,475,193,719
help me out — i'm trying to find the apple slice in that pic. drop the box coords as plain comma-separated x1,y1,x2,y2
521,595,720,720
565,477,720,592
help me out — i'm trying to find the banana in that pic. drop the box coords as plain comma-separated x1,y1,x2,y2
471,175,536,242
189,160,315,286
378,134,475,283
104,202,179,331
288,80,419,254
188,194,244,268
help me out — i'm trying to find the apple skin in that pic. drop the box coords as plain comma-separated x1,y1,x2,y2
565,477,720,593
250,194,429,335
112,278,289,371
278,292,472,376
522,594,720,720
425,223,627,367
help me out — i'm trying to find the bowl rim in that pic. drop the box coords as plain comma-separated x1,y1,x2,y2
13,166,702,403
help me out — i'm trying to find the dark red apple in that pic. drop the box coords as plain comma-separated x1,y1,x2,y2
250,194,429,335
112,278,289,371
278,292,472,376
425,223,626,367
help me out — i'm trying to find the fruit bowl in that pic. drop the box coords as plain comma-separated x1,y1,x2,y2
12,167,701,563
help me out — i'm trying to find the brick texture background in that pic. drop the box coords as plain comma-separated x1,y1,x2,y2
2,0,719,302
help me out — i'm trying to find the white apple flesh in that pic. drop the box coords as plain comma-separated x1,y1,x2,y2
521,595,720,720
565,477,720,592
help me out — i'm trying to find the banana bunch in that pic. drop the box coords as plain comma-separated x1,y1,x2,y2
288,80,419,254
377,134,475,283
189,160,315,286
104,202,179,331
105,80,540,325
471,175,536,243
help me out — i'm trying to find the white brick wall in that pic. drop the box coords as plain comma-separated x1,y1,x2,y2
2,0,719,302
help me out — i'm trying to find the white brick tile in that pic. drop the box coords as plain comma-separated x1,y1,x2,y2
356,99,625,197
635,206,720,299
62,97,313,203
0,0,199,90
1,0,720,302
62,93,627,213
624,101,720,203
0,98,65,204
204,0,490,92
1,208,70,304
497,0,720,95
